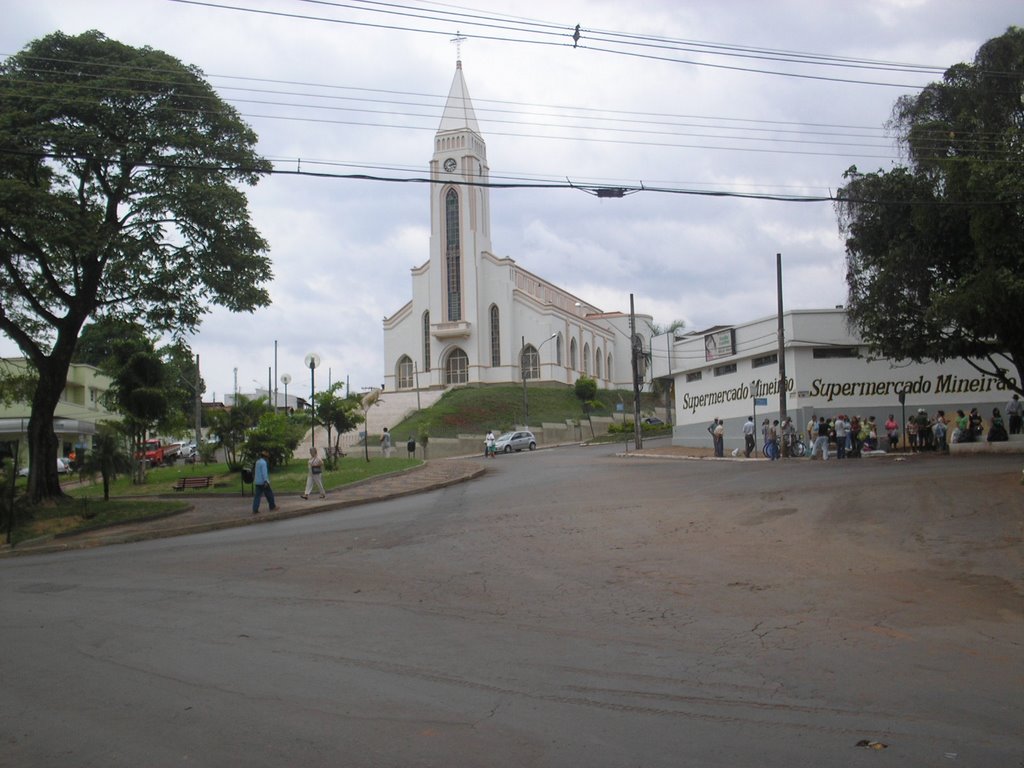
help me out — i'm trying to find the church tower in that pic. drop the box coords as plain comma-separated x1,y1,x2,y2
429,60,491,320
422,59,492,380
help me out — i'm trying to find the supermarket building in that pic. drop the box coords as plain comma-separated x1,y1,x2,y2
651,308,1019,451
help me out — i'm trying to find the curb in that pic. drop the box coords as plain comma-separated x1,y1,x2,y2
1,465,486,557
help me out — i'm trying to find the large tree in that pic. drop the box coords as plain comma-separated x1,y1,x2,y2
0,31,272,502
836,27,1024,394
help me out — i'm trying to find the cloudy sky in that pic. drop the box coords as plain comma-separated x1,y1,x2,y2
1,0,1019,401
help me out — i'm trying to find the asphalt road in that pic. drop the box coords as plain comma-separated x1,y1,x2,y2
2,445,1021,767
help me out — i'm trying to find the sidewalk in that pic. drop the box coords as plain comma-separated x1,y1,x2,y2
3,459,485,556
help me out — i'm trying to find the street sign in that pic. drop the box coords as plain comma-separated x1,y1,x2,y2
754,397,768,406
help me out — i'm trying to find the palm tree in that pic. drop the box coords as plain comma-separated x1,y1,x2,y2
83,424,133,501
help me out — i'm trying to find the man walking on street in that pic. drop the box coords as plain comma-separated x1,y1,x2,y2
252,450,277,515
742,415,756,458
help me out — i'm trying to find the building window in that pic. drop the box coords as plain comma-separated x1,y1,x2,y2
570,338,578,370
422,311,431,372
583,343,590,375
812,346,860,359
489,305,500,367
445,348,468,384
556,334,563,366
595,347,602,379
396,355,414,389
445,189,461,322
752,353,778,368
686,371,703,382
607,353,612,378
521,345,539,380
714,363,737,376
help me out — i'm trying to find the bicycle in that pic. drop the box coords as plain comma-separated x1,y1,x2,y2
786,435,808,457
764,433,806,458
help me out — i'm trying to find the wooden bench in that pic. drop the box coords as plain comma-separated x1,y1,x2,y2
172,476,214,491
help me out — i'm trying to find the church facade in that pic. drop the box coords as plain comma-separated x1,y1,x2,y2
383,62,651,392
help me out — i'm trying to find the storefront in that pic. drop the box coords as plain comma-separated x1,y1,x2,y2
653,309,1019,451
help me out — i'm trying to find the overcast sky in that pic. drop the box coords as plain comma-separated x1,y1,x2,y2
1,0,1019,402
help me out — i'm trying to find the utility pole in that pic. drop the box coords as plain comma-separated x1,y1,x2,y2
630,293,642,450
194,354,202,450
776,252,788,425
521,335,528,425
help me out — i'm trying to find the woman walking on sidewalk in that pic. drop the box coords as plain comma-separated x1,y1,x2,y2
302,446,327,499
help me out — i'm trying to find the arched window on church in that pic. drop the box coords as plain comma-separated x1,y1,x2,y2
445,348,469,384
570,338,578,370
555,333,563,366
445,189,461,322
607,352,613,379
489,305,500,367
422,311,431,372
595,347,602,379
521,344,540,380
583,343,591,375
396,355,413,389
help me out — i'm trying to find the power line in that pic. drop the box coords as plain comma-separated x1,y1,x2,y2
167,0,950,89
1,147,1017,207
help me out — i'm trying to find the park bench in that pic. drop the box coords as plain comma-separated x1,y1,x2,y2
172,476,214,491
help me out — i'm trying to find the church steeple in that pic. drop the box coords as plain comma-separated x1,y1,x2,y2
438,61,481,135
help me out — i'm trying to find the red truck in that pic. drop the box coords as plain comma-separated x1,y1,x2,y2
140,439,181,467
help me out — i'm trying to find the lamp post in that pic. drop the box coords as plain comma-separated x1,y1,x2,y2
280,373,291,414
305,353,321,447
521,333,557,426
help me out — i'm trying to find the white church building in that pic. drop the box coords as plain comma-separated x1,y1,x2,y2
383,61,651,393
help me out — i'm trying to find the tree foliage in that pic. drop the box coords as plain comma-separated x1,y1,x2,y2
0,30,271,502
105,346,168,483
241,412,305,471
836,27,1024,393
205,395,265,470
314,384,364,468
75,319,204,437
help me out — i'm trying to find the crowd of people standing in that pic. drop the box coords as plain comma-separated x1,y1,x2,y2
729,392,1021,460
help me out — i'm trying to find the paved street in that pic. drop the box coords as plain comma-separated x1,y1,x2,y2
2,445,1021,767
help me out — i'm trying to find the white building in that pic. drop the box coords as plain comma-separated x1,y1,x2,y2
652,308,1020,449
383,61,650,393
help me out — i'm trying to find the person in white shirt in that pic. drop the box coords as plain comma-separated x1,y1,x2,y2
833,414,848,459
1006,394,1022,435
742,416,756,458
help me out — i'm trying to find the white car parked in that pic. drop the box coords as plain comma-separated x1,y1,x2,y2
493,430,537,453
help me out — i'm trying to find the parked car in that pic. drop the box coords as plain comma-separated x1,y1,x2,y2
18,458,72,477
493,430,536,453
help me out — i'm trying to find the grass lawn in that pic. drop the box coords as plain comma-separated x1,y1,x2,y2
7,498,188,547
3,457,421,547
66,457,422,498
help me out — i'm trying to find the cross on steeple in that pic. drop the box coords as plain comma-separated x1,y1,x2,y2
450,30,467,63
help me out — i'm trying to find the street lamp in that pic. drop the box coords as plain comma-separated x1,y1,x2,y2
280,373,291,413
521,333,557,426
305,353,321,447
